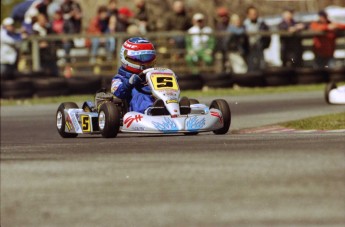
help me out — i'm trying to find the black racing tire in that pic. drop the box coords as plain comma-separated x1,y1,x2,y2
33,78,69,97
210,99,231,135
98,102,120,138
295,68,327,84
56,102,79,138
178,77,203,90
1,78,32,90
204,78,233,88
326,67,345,83
233,72,266,87
67,76,102,94
1,79,34,99
101,75,115,92
324,82,337,104
264,67,295,86
201,73,233,88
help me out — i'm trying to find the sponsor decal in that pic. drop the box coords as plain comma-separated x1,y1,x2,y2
111,79,122,93
124,43,138,48
66,115,73,131
186,116,206,131
127,50,155,55
210,111,223,123
124,114,143,127
152,117,178,133
71,112,80,132
166,99,178,104
81,115,91,132
132,127,145,131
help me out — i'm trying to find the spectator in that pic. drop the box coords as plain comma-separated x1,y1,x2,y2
115,7,133,32
214,6,230,70
107,0,118,17
215,7,230,31
21,7,39,36
19,0,52,33
225,14,249,73
309,11,338,69
51,10,64,34
61,0,82,66
185,13,215,73
134,0,149,34
88,5,114,63
11,0,36,23
35,0,53,20
11,0,51,23
61,0,82,33
164,0,192,49
243,6,270,72
32,14,59,76
0,18,22,80
278,9,305,67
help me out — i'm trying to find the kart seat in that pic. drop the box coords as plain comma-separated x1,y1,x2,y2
179,97,191,115
150,99,170,116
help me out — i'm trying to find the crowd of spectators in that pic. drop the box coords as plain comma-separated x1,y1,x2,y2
1,0,345,79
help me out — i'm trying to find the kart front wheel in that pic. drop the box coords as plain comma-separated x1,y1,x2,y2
325,82,337,104
210,99,231,135
98,102,120,138
56,102,79,138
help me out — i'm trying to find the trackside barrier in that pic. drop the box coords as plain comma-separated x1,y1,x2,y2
1,68,345,99
1,31,345,99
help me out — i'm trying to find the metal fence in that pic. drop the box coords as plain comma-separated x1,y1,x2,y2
19,30,345,76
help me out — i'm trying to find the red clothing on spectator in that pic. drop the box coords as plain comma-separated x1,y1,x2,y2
87,16,102,34
310,22,336,58
52,18,64,34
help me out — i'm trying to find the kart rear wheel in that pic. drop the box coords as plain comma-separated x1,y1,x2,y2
56,102,79,138
98,102,120,138
189,99,199,104
325,82,337,104
210,99,231,135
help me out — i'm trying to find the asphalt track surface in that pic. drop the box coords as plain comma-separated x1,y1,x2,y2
1,90,345,227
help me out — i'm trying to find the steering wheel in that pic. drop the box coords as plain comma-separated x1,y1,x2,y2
134,68,155,95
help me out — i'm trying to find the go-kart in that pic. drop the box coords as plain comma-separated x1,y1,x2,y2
324,82,345,104
56,68,231,138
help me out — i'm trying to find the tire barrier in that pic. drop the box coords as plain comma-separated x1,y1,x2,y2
326,67,345,83
101,75,115,92
264,67,295,86
33,77,69,97
294,68,328,85
201,73,233,88
233,71,266,87
1,79,34,99
1,68,344,99
66,76,103,94
177,74,203,90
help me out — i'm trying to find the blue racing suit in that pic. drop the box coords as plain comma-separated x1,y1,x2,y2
111,67,154,113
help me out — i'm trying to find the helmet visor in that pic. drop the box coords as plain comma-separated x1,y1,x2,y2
126,50,156,63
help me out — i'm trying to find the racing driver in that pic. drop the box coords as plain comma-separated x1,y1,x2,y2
110,37,157,113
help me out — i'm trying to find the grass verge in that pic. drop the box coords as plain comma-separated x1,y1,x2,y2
281,112,345,130
0,83,330,106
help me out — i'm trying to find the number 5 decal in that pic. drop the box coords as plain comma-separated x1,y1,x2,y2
81,115,91,132
151,74,178,90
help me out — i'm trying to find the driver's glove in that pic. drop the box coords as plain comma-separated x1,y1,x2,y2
129,74,142,86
